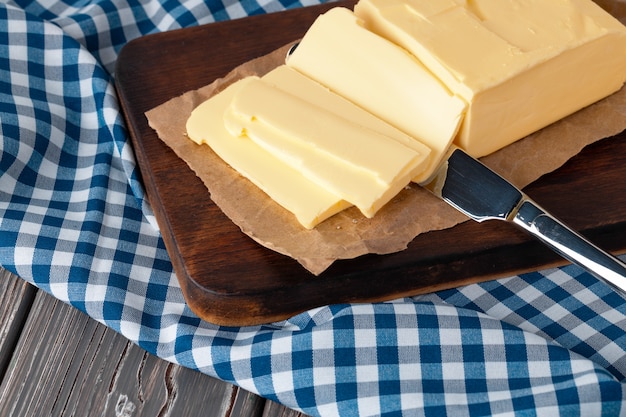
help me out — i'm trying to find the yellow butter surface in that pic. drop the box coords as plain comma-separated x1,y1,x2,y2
354,0,626,157
263,66,432,163
225,75,430,217
186,79,350,229
286,7,467,182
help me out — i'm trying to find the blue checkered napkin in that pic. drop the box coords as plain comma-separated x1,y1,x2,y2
195,290,626,416
2,1,626,416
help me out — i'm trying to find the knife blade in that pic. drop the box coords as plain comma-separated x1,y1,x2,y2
421,146,626,296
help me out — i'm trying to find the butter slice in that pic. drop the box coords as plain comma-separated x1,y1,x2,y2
286,7,467,182
225,75,430,217
354,0,626,157
263,66,432,164
186,79,350,229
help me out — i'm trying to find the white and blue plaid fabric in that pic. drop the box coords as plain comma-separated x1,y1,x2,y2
2,0,626,415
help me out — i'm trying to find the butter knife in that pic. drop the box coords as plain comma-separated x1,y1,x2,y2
421,146,626,296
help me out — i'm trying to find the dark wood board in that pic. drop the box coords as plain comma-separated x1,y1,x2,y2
115,1,626,326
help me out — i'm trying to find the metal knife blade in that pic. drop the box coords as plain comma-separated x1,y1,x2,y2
421,147,626,296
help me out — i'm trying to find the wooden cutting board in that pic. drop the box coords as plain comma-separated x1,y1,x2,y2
115,1,626,326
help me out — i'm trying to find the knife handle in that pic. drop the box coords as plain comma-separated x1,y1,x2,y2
512,198,626,297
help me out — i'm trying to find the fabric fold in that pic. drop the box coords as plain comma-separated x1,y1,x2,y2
1,1,626,415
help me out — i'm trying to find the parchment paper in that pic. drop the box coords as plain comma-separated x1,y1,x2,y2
146,11,626,275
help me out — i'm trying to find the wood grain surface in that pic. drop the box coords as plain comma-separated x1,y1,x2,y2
0,269,307,417
115,1,626,326
0,269,36,381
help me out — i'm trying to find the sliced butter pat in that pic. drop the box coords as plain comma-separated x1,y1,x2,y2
286,7,467,182
262,65,432,170
225,76,429,218
225,77,416,186
186,79,351,229
354,0,626,157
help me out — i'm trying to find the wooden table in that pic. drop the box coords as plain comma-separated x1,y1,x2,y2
0,267,309,416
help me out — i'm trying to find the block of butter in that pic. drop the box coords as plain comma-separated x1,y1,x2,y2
225,71,431,218
286,7,467,182
354,0,626,157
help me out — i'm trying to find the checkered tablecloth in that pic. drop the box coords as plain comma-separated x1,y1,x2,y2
2,0,626,415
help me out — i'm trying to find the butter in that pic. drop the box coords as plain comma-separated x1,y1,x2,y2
354,0,626,157
263,66,432,163
188,0,626,229
225,74,430,217
186,79,350,229
286,7,467,182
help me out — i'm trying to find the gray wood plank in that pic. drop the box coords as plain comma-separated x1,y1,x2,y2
0,268,37,381
0,289,261,416
262,400,309,417
0,269,309,417
230,387,267,416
